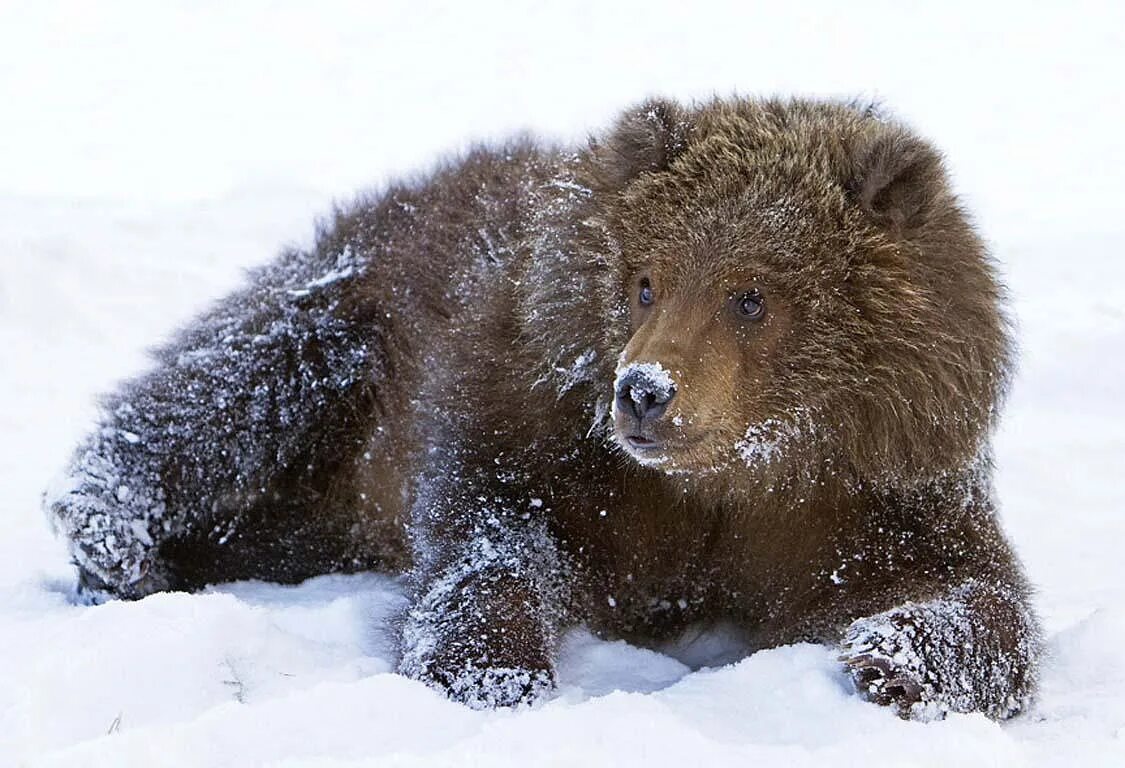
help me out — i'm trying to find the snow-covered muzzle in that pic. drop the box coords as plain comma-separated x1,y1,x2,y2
608,313,749,475
611,360,679,467
609,347,805,478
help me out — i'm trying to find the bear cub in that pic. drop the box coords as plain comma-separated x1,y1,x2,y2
47,96,1039,720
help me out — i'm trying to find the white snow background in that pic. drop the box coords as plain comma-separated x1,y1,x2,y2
2,2,1123,765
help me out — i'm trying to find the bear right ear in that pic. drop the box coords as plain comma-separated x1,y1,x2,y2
587,99,691,192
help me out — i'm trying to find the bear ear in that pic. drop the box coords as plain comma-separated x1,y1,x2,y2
845,131,949,237
587,98,692,192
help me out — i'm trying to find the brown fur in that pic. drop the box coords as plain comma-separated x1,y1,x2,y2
48,96,1039,719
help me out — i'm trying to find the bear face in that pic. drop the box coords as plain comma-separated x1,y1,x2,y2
584,98,1013,492
612,254,796,475
610,199,806,478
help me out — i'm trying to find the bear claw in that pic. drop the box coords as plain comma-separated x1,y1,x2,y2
842,652,926,713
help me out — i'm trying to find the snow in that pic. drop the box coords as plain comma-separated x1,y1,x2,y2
554,348,598,394
735,415,805,468
2,2,1125,766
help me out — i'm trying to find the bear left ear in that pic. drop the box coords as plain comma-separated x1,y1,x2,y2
845,132,949,237
587,98,692,193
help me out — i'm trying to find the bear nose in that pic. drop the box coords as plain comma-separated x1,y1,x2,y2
615,367,676,422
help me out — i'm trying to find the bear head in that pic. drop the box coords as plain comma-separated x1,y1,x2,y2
524,97,1012,497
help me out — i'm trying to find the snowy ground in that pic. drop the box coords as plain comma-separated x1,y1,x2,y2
2,3,1124,766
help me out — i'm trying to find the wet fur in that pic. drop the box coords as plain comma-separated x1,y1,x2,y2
46,97,1039,719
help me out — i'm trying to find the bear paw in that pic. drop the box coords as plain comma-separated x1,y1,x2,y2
422,662,554,710
840,609,947,721
74,555,174,603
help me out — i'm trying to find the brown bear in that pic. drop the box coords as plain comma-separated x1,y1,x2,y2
45,96,1040,720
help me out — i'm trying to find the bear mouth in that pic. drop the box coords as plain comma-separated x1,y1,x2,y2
616,430,668,462
616,431,708,467
624,434,662,450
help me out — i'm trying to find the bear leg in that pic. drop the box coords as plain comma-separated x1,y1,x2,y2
398,481,571,708
45,247,387,599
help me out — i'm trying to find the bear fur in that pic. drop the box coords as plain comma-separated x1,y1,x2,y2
46,96,1040,719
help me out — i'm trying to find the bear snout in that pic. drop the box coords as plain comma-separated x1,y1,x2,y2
614,366,676,422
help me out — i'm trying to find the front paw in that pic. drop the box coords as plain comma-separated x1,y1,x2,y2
74,557,173,603
48,488,173,601
840,609,943,720
75,559,161,601
418,660,554,709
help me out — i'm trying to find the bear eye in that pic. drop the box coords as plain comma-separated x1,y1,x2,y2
736,289,765,320
638,278,654,306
